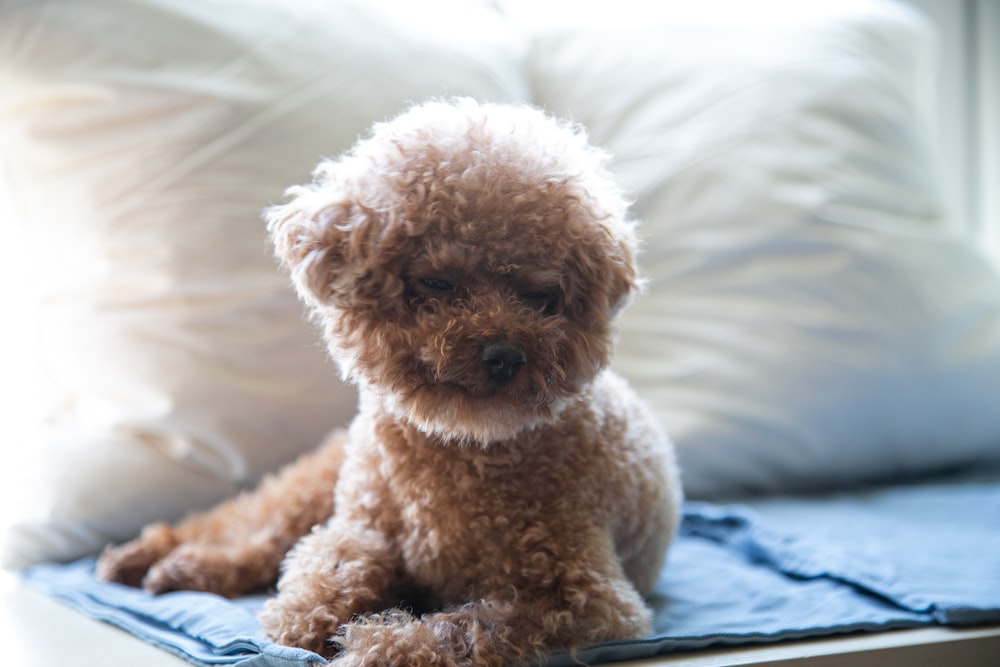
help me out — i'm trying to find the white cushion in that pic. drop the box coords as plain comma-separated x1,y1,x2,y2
6,0,1000,572
0,0,526,569
510,0,1000,496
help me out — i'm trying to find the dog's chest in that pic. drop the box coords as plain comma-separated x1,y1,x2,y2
380,433,578,593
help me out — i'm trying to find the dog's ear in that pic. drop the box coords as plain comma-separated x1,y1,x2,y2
567,218,642,322
605,225,641,318
265,165,365,309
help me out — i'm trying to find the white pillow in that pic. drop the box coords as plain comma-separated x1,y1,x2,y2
510,0,1000,496
0,0,527,569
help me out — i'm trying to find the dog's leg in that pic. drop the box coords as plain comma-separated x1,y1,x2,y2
259,518,404,657
96,430,347,597
329,536,652,666
329,584,650,667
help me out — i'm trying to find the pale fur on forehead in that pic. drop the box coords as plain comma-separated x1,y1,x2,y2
318,97,633,237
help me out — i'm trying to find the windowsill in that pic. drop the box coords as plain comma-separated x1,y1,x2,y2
615,624,1000,667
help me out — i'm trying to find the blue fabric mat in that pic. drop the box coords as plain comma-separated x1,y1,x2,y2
24,472,1000,666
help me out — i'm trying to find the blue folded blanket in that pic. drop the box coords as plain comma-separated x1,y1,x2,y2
24,471,1000,666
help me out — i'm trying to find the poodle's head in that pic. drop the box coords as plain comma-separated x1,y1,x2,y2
267,98,639,445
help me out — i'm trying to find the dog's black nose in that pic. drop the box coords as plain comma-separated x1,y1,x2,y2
480,342,527,381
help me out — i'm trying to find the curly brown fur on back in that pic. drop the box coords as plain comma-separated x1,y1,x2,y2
98,98,682,667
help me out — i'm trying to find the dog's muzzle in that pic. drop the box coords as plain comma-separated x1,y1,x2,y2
480,342,527,383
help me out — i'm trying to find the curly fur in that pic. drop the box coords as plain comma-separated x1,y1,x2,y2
98,98,682,666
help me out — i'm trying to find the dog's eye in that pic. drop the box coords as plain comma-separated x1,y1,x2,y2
421,278,455,291
520,290,553,310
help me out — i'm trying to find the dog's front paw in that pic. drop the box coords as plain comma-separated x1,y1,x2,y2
138,543,251,597
260,594,345,657
328,611,445,667
96,523,179,588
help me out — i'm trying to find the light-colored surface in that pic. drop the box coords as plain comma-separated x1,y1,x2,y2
903,0,1000,254
4,567,999,667
613,625,1000,667
0,570,186,667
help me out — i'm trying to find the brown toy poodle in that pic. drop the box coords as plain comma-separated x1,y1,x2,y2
97,98,682,666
